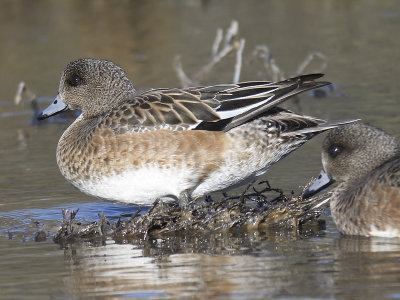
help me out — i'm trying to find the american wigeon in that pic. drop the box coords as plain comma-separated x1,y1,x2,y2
304,123,400,237
38,58,355,206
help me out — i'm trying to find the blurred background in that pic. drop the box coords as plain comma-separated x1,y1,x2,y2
1,1,400,299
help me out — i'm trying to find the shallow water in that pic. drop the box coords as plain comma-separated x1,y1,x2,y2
1,0,400,299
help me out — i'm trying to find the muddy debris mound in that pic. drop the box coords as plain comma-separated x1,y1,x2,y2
53,181,330,245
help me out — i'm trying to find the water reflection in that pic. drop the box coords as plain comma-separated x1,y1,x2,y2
60,228,400,299
61,231,317,299
2,0,400,299
332,236,400,298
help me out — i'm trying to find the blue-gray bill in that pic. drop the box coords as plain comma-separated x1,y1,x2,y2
303,169,335,199
37,94,69,120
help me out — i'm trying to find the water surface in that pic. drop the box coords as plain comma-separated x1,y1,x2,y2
1,0,400,299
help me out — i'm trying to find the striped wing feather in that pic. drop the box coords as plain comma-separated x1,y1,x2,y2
101,74,330,133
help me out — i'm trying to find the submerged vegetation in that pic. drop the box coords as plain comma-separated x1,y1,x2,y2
52,181,330,245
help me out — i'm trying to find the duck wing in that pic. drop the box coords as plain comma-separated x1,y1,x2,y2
103,74,330,133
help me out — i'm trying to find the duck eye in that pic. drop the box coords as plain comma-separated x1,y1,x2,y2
328,144,343,158
68,74,83,87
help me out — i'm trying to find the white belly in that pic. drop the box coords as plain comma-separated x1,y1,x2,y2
75,165,198,205
72,151,272,206
369,225,400,238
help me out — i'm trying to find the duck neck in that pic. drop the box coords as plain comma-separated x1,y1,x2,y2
81,86,136,119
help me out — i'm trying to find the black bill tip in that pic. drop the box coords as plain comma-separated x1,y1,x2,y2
303,169,335,199
37,111,49,121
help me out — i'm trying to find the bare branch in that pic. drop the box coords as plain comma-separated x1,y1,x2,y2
224,20,239,46
296,51,328,75
212,28,223,57
172,55,195,88
233,38,245,83
250,45,285,81
175,20,242,86
15,81,36,105
193,40,236,82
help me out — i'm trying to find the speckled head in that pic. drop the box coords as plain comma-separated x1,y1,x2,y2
321,122,400,183
58,58,136,119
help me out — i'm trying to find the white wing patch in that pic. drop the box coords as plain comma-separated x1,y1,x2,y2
216,94,274,120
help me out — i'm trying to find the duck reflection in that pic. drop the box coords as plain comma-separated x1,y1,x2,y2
60,224,400,299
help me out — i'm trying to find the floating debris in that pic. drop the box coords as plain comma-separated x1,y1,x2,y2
52,181,330,246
